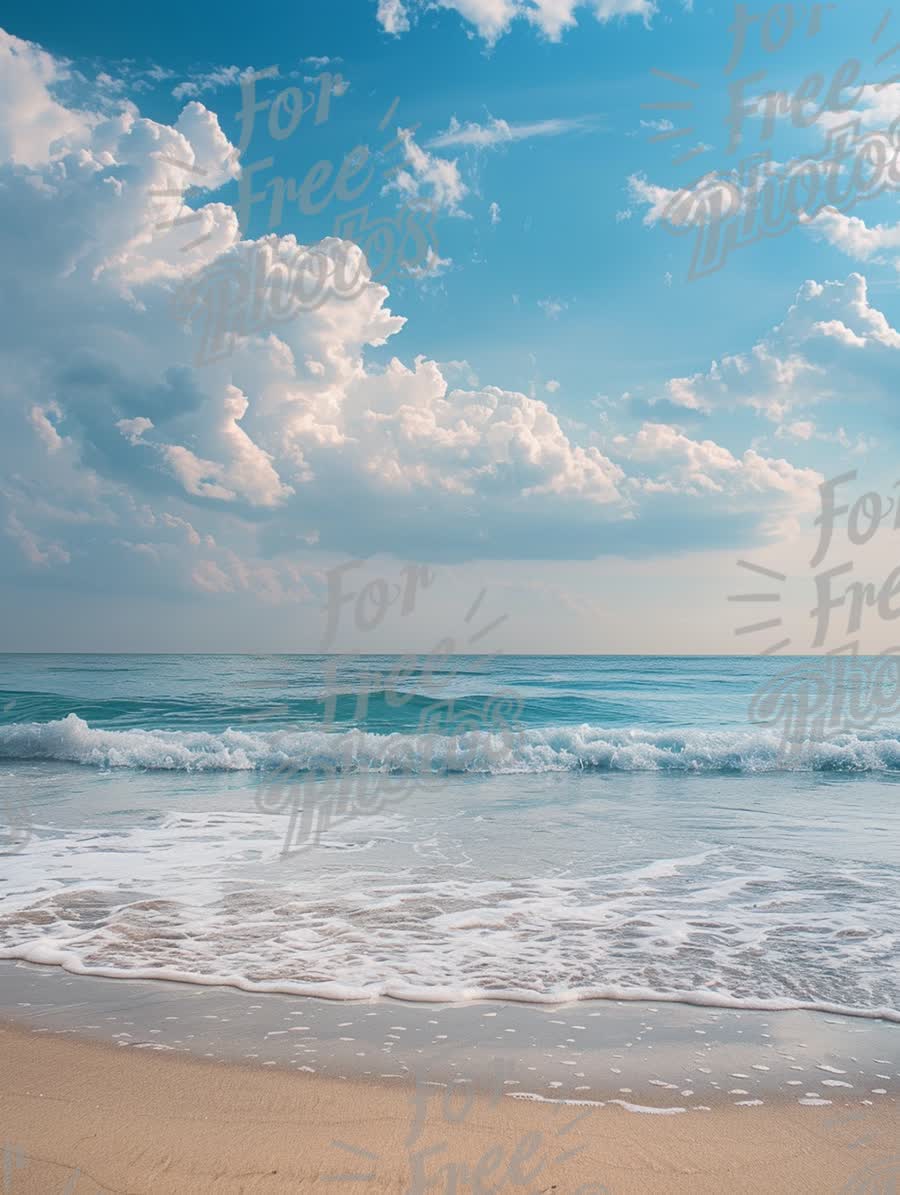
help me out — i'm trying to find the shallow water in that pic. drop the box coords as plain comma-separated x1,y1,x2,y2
1,655,898,1017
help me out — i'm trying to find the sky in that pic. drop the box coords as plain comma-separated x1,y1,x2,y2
1,0,900,653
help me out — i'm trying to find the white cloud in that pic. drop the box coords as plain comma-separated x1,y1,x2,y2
429,114,596,150
377,0,411,34
627,151,846,237
157,385,294,508
779,419,815,441
808,207,900,269
191,558,235,593
160,512,208,546
5,512,71,567
660,274,900,420
375,0,656,43
0,29,94,166
116,417,154,445
614,421,821,512
383,127,468,215
172,65,249,101
627,170,742,228
760,82,900,136
314,73,349,97
0,22,833,599
489,201,501,224
774,419,872,455
404,246,453,278
839,83,900,130
30,403,66,453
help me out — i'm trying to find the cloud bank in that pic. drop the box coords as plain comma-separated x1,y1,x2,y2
0,25,849,611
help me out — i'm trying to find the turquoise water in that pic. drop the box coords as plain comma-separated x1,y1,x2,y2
5,653,766,737
0,654,898,1018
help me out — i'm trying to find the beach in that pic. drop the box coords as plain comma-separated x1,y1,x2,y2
3,1016,898,1194
2,960,898,1193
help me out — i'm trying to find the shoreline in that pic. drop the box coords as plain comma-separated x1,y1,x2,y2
5,947,900,1023
3,1020,899,1194
3,961,897,1104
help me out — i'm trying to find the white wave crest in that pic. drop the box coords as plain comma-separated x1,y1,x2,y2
3,713,900,773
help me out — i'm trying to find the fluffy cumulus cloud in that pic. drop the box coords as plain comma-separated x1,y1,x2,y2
601,421,823,552
0,29,94,165
376,0,655,43
615,422,820,504
0,25,830,605
808,208,900,271
659,274,900,423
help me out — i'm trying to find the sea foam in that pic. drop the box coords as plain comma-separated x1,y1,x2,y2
3,713,900,773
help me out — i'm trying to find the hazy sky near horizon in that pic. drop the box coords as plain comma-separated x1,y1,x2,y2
2,1,900,653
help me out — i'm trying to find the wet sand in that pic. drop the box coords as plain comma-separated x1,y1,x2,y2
1,961,899,1191
2,961,898,1108
3,1019,900,1194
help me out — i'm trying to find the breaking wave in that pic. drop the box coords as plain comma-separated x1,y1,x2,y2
3,713,900,774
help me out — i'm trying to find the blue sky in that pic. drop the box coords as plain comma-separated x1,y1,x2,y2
1,0,900,651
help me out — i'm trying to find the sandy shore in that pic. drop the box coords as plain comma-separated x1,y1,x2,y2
2,1022,897,1194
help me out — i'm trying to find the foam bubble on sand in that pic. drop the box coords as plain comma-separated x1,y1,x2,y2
507,1093,690,1116
608,1100,687,1115
508,1092,606,1107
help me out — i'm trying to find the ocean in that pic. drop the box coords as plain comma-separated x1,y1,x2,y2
1,654,898,1021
